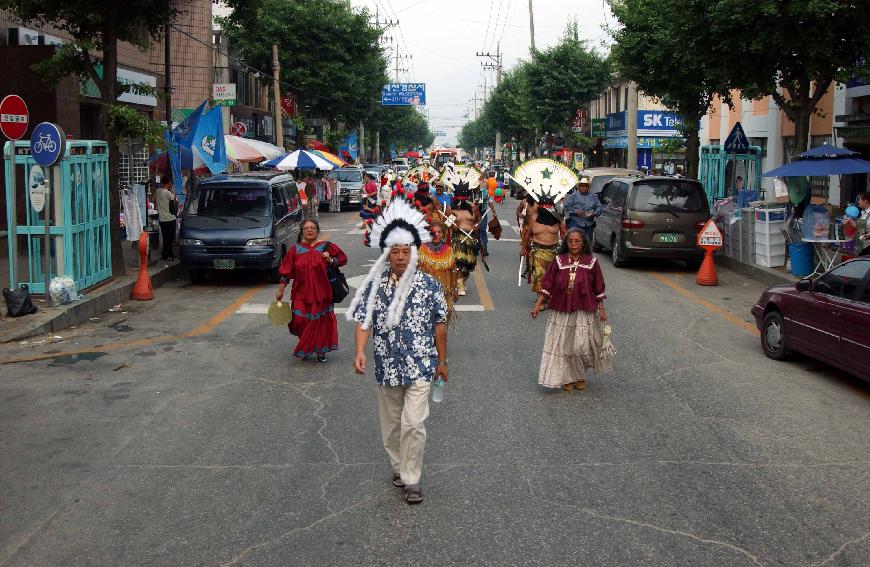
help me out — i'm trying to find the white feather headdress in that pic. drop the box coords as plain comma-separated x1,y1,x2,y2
346,196,432,330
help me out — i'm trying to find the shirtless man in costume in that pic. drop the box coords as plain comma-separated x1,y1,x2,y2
521,198,564,293
447,183,481,297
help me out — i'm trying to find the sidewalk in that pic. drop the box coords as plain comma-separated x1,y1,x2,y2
714,253,798,287
0,241,184,343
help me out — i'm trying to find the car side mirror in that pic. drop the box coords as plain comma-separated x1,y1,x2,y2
795,279,813,292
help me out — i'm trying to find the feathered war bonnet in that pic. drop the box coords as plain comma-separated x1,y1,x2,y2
345,196,432,330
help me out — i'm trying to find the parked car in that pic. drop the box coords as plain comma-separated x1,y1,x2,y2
328,167,365,207
178,172,303,283
751,258,870,381
593,176,710,268
579,167,644,196
363,163,386,177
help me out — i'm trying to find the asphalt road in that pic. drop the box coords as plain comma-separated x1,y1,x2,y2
1,201,869,566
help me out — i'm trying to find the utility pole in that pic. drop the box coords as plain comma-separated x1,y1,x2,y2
477,43,503,161
272,44,284,149
164,22,172,125
371,7,399,163
528,0,536,52
626,80,638,170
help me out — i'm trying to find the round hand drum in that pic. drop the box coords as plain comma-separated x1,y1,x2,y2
268,301,293,326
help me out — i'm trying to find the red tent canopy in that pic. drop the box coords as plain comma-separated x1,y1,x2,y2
307,140,331,152
551,148,573,157
404,151,421,158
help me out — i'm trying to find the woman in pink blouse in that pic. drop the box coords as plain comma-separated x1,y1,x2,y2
531,229,612,390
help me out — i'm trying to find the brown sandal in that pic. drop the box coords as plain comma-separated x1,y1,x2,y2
574,380,587,390
563,382,575,391
404,484,423,504
392,473,405,488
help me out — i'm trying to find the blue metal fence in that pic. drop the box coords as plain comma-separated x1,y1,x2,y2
4,140,111,294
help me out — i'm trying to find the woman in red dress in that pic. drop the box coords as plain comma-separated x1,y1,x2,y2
275,219,348,362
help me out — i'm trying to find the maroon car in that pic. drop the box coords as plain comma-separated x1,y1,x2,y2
751,258,870,381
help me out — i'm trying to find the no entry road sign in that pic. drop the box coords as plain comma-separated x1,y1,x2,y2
0,94,29,140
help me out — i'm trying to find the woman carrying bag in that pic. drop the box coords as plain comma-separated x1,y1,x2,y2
531,228,613,391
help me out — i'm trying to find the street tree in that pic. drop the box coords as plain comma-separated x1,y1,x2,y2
372,106,434,158
609,0,732,178
710,0,870,155
218,0,388,146
0,0,180,275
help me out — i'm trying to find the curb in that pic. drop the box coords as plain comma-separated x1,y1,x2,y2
1,262,186,343
715,255,797,288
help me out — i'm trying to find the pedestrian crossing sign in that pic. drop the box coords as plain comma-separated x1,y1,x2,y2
723,122,750,153
697,219,723,248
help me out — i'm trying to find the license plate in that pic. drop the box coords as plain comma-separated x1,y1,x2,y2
657,233,679,243
213,259,235,269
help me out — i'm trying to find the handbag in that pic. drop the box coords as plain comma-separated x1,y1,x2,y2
324,242,349,303
168,199,178,217
3,284,38,317
487,204,503,240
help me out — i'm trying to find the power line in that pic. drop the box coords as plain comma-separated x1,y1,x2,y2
495,0,515,48
488,0,505,53
481,0,496,52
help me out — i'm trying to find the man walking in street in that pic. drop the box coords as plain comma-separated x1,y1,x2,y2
563,177,601,245
349,197,449,505
433,181,452,211
156,175,177,261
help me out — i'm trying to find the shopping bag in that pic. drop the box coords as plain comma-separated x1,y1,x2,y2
268,300,293,326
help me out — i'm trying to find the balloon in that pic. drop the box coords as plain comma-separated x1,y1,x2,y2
494,188,504,197
487,177,497,190
494,195,504,204
497,181,504,189
488,187,495,197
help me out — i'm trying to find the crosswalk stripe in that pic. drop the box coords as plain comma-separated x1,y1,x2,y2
235,303,480,314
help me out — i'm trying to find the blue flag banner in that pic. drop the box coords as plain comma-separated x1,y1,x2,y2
346,131,358,161
193,106,226,175
165,130,184,200
173,100,206,149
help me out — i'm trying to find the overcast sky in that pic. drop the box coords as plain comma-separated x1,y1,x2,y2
351,0,614,145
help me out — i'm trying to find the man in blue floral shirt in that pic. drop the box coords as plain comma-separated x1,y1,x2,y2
350,199,449,505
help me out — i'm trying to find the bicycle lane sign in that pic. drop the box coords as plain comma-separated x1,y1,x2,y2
30,122,66,167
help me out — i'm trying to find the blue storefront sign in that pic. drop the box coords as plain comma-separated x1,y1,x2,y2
381,83,426,106
637,110,683,135
30,122,66,167
605,111,626,136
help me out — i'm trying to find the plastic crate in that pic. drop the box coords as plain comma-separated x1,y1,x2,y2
755,208,787,223
754,229,786,246
756,251,786,268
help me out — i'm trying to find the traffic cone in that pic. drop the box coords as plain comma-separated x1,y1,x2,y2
695,249,718,286
131,235,154,300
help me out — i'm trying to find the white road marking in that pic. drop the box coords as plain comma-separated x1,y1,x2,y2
346,227,366,235
455,304,485,312
496,238,521,242
235,303,348,315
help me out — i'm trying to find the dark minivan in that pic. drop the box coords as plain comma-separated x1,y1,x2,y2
594,176,710,268
179,172,303,282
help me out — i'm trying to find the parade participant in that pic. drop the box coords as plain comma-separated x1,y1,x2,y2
512,158,577,292
303,171,319,219
531,228,612,390
448,183,481,296
360,174,380,245
562,177,601,244
418,220,459,323
349,197,449,505
275,219,348,362
434,181,452,211
521,197,565,294
412,181,438,224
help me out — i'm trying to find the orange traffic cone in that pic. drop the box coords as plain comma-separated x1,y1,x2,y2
695,249,718,286
131,235,154,300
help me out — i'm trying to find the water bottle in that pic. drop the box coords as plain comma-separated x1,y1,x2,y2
431,378,445,402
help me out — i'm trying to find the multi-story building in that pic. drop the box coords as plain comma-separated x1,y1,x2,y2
588,80,686,173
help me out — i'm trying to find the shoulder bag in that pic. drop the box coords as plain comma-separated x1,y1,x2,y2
324,242,349,303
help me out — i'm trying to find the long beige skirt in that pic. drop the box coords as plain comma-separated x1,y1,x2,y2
538,309,613,388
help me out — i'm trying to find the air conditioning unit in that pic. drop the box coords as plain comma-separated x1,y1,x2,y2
8,27,40,46
40,34,63,47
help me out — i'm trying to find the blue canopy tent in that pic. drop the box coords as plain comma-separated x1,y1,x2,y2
763,144,870,177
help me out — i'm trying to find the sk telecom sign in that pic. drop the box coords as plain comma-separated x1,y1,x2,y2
381,83,426,106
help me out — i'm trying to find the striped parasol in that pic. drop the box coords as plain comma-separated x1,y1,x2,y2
309,149,348,167
275,149,335,171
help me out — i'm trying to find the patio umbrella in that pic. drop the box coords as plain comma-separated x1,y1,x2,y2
148,147,207,172
275,149,335,171
309,149,348,167
225,135,284,160
306,140,331,152
763,143,870,177
261,153,287,168
224,135,267,163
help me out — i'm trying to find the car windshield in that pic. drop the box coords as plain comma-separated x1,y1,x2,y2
186,185,271,218
334,170,363,183
630,181,707,212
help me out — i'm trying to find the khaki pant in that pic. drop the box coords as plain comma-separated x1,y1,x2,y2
376,380,431,486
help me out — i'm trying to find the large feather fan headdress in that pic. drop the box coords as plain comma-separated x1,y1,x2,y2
346,196,431,330
512,158,578,205
440,164,482,191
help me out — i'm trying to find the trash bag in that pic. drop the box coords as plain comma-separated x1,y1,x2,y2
3,284,38,317
49,276,80,305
